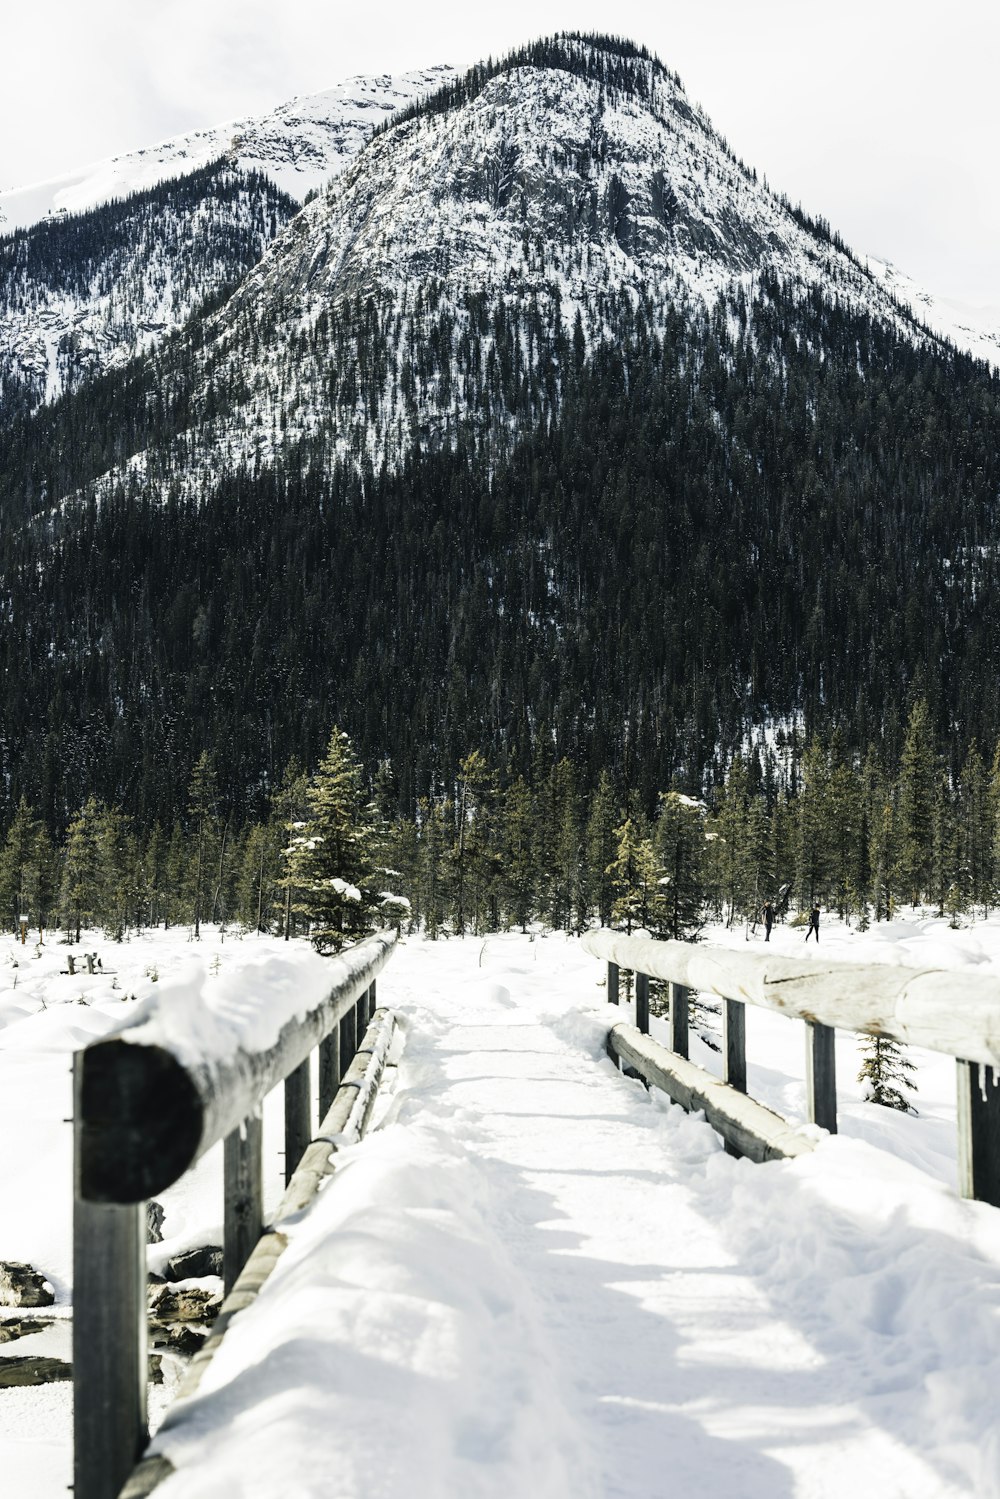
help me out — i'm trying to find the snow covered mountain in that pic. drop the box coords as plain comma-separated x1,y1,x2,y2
0,68,457,413
107,35,962,491
0,68,458,232
867,257,1000,369
3,35,1000,812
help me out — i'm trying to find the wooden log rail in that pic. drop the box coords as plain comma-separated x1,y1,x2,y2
119,1006,397,1499
582,928,1000,1205
73,930,398,1499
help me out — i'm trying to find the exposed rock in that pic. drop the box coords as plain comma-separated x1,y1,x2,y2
0,1262,54,1308
146,1200,166,1244
0,1356,71,1387
148,1285,222,1324
164,1246,223,1281
149,1323,207,1356
0,1317,54,1344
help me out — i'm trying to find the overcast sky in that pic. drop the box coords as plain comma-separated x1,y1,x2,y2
4,0,997,307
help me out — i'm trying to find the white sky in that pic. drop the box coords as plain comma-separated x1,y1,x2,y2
3,0,997,308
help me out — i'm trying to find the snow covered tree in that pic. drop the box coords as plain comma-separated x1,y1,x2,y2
857,1034,917,1112
654,791,706,941
607,818,666,935
292,728,381,953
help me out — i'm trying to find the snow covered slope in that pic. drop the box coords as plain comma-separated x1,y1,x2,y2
0,68,457,412
128,36,956,487
869,256,1000,368
0,68,458,233
5,923,1000,1497
0,164,296,410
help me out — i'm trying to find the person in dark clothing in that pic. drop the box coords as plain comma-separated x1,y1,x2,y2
761,900,775,941
806,904,820,942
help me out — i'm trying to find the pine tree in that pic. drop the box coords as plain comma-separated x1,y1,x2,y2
500,776,535,932
584,770,618,927
60,804,96,942
714,755,754,925
654,791,705,941
607,818,666,935
273,758,310,940
857,1035,917,1112
0,798,44,936
296,728,380,953
187,752,219,938
452,750,499,936
416,795,450,939
958,743,992,915
896,699,936,907
795,738,832,911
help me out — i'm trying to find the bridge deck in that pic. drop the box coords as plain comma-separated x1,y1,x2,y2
149,935,999,1499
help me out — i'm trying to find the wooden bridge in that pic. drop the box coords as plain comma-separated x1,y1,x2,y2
72,929,1000,1499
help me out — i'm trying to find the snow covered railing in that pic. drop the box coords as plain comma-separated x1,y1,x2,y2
582,929,1000,1204
72,929,398,1499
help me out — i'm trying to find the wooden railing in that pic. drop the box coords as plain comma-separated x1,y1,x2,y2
582,929,1000,1204
73,929,399,1499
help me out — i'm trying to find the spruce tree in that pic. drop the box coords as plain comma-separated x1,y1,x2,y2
0,798,44,936
857,1035,917,1112
958,743,992,915
452,751,499,935
187,752,219,938
416,796,450,939
896,700,936,907
500,776,535,932
585,770,618,927
654,791,706,941
272,758,309,939
607,818,666,935
296,728,381,953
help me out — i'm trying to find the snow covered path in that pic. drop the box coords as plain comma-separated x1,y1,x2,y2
151,934,1000,1499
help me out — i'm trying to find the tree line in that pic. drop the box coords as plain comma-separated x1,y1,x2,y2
3,702,997,949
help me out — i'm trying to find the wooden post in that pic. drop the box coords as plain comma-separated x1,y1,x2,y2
805,1021,837,1133
283,1057,311,1187
318,1028,341,1117
669,982,690,1058
723,998,747,1092
957,1059,1000,1207
607,961,619,1005
73,1056,148,1499
340,1002,357,1071
355,984,369,1036
223,1115,263,1294
635,972,650,1035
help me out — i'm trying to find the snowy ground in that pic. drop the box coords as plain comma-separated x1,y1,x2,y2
2,917,1000,1496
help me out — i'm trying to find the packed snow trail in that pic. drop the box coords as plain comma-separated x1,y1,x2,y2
144,934,1000,1499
